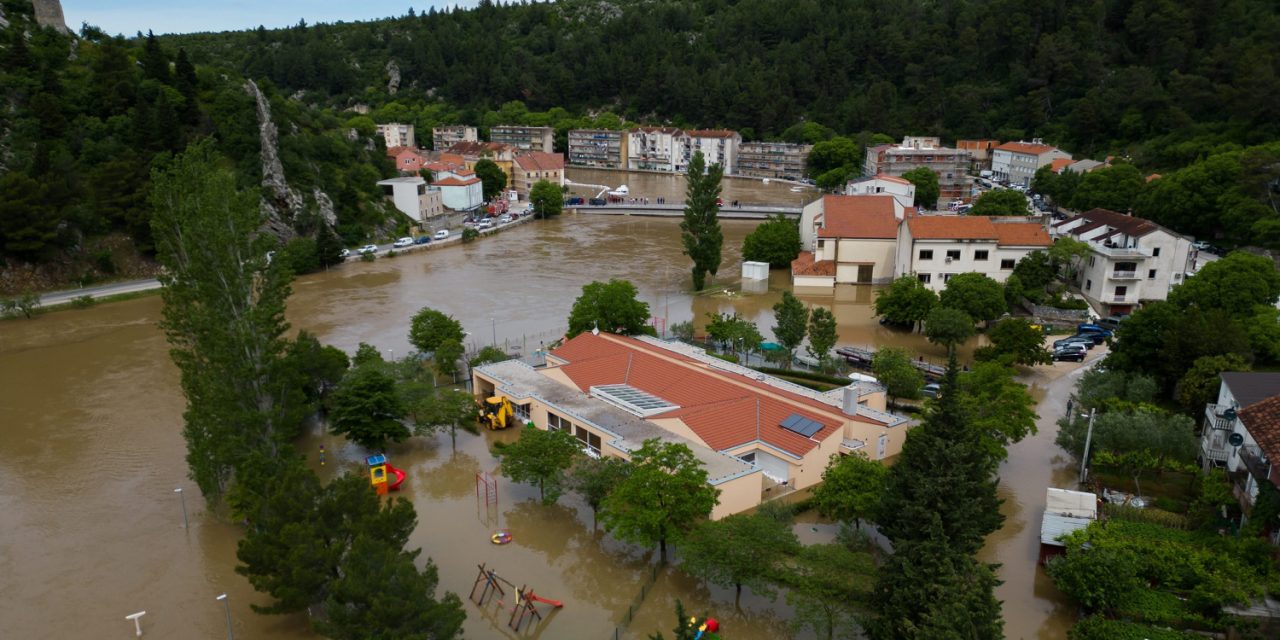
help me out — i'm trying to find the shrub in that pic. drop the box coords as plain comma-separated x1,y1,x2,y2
462,228,480,243
360,252,376,262
1067,616,1202,640
93,249,116,274
71,295,96,309
751,366,852,386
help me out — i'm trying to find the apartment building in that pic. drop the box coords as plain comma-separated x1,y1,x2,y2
684,129,741,174
490,125,555,153
376,177,444,223
567,129,629,168
376,122,415,149
737,141,813,181
1051,208,1193,316
895,215,1052,291
472,332,909,519
991,140,1072,187
431,125,478,150
627,127,685,172
863,137,972,203
956,139,1001,171
1199,372,1280,538
387,146,429,174
512,152,565,198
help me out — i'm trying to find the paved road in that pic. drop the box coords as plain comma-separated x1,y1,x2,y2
36,278,163,308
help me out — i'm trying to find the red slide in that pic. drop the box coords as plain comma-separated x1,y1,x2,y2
525,591,563,608
386,463,406,491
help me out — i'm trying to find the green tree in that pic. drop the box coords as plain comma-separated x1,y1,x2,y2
151,140,304,502
704,312,764,359
970,188,1029,216
806,137,859,181
329,365,409,449
811,453,887,527
923,306,975,354
433,338,464,378
873,275,938,331
939,272,1006,323
1070,163,1145,212
1056,409,1197,472
284,330,351,404
1075,368,1158,412
806,307,838,365
316,224,345,267
568,456,631,530
408,307,465,353
494,425,582,504
784,544,874,640
977,318,1052,366
566,279,652,338
473,158,506,200
1175,354,1250,412
317,534,466,640
1011,250,1055,295
0,172,58,261
741,214,802,267
680,511,799,604
772,292,809,369
1031,165,1059,202
528,179,563,218
958,361,1038,462
416,388,477,451
467,345,509,368
902,166,940,209
279,236,320,274
1047,237,1091,278
872,346,924,406
680,151,725,290
1169,251,1280,317
599,439,719,560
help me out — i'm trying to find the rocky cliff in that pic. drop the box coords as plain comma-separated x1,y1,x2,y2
244,79,304,241
33,0,69,34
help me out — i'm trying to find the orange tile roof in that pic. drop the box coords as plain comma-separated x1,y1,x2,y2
907,215,997,240
549,333,883,457
433,176,480,187
996,141,1058,155
515,151,566,172
686,129,739,139
1146,173,1162,182
439,153,467,166
386,145,409,157
992,222,1052,246
1238,395,1280,485
1050,157,1075,172
817,195,900,239
791,251,836,276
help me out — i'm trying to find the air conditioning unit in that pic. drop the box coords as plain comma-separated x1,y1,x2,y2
945,256,953,264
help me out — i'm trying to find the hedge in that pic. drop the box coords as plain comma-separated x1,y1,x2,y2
752,366,851,386
1068,616,1202,640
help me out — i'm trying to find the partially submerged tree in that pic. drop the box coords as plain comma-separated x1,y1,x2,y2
680,511,799,605
976,318,1052,366
494,425,582,504
328,365,410,450
772,291,809,368
680,151,724,290
806,307,838,365
529,179,563,219
568,455,631,530
566,279,652,338
923,306,974,355
811,453,887,527
600,439,719,560
408,307,465,353
741,214,802,267
939,272,1006,324
874,275,937,330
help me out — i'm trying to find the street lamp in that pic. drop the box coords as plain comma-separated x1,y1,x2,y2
125,611,146,637
175,487,188,529
216,594,234,640
491,317,497,347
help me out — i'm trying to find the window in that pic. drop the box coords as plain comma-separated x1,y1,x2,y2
574,426,602,457
1148,269,1157,279
917,273,932,284
548,413,571,433
946,250,961,260
943,273,955,283
974,250,989,261
1153,247,1161,257
1085,279,1092,291
918,249,933,260
739,452,756,464
1088,256,1096,267
514,403,530,423
1115,285,1128,298
1000,259,1016,269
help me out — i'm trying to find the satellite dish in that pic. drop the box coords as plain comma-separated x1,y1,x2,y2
1223,408,1238,421
1229,433,1245,447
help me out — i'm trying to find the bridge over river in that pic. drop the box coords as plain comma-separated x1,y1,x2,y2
569,202,803,219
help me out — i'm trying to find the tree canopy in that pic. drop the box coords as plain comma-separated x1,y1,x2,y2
741,215,801,268
599,439,719,559
529,179,563,218
566,279,652,338
923,306,974,353
976,318,1052,366
771,291,809,368
902,167,940,209
681,151,725,290
328,365,410,449
939,273,1006,323
806,307,838,364
970,189,1029,216
872,346,924,406
494,425,582,504
874,275,937,330
679,511,799,603
811,453,887,527
408,307,466,353
473,159,506,200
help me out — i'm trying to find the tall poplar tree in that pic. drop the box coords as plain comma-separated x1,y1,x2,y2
151,140,305,502
680,151,724,290
772,291,809,368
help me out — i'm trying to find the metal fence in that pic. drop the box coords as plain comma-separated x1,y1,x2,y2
610,563,662,640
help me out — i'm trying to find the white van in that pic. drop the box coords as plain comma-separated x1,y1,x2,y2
848,372,879,385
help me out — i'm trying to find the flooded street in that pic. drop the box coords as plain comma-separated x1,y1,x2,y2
1,214,1075,638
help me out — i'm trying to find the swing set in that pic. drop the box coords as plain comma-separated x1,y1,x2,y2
469,563,564,632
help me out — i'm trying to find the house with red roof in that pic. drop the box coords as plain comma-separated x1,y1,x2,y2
991,139,1072,187
1199,372,1280,542
684,129,742,174
471,332,910,519
895,215,1052,291
387,146,429,174
433,175,484,212
793,194,913,289
513,151,565,198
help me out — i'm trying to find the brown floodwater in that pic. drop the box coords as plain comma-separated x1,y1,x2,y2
0,214,1074,638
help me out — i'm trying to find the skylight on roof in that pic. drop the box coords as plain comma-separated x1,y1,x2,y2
591,384,678,417
780,413,824,438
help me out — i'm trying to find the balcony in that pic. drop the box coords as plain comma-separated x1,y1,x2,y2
1110,270,1139,279
1091,243,1151,258
1111,295,1130,303
1240,445,1272,484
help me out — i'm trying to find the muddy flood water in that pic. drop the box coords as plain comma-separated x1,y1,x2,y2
0,214,1076,638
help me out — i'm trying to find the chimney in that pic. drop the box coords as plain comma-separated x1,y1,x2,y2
842,385,859,416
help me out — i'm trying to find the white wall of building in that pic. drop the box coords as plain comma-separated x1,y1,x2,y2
439,181,483,211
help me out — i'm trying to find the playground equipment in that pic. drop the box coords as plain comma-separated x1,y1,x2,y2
476,471,500,528
366,454,406,496
469,564,563,632
478,396,515,430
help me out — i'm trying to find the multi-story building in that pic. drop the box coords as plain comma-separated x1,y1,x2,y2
376,122,415,149
376,177,444,223
737,141,813,181
842,174,916,207
446,141,517,188
956,139,1001,171
1198,372,1280,539
490,125,555,153
567,129,629,168
627,127,685,172
431,125,478,150
1051,208,1194,316
895,216,1052,291
471,332,909,519
387,146,429,174
991,140,1072,187
793,195,912,288
433,175,484,212
863,137,972,203
683,129,741,174
512,152,565,198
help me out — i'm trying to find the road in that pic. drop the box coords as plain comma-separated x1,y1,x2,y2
36,278,163,308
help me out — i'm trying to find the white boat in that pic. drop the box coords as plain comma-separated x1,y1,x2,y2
790,186,803,192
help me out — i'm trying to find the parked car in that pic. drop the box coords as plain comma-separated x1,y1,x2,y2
1076,324,1114,338
1192,240,1211,251
357,244,378,255
414,236,431,245
1053,348,1086,362
1053,335,1095,350
588,197,607,206
434,229,450,240
848,372,879,385
392,237,414,248
339,248,351,258
498,215,512,224
476,219,494,230
1098,315,1126,331
922,383,942,399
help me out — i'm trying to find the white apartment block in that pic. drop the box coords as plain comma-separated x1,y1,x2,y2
627,127,685,172
683,129,741,174
991,140,1071,187
1051,208,1194,316
376,122,415,149
376,177,443,223
895,216,1052,291
432,125,478,150
490,125,555,153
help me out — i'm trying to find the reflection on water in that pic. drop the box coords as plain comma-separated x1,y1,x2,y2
0,214,1071,638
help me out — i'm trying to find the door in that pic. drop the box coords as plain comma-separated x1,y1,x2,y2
857,264,874,284
877,434,889,459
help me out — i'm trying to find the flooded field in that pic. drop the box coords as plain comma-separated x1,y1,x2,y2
0,214,1073,638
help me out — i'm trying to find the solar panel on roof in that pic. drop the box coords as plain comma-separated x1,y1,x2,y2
780,413,823,438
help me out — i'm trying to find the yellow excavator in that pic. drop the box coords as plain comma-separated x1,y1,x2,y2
478,396,516,430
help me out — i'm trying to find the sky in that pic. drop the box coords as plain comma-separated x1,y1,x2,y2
61,1,481,36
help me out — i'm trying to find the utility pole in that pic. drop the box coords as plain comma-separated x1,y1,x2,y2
1078,408,1096,485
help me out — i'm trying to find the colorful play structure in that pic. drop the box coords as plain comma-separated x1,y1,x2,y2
366,454,406,495
469,563,563,632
